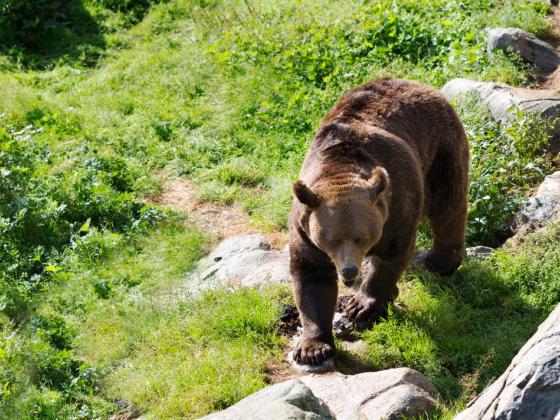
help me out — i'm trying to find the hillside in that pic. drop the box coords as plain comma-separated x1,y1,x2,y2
1,0,559,418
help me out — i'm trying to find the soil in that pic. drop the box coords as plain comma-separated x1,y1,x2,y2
149,177,258,239
149,175,289,248
277,303,301,337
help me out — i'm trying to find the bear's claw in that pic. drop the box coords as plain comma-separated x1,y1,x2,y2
345,292,388,328
293,337,334,365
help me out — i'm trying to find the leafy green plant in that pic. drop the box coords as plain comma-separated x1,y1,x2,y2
457,98,555,246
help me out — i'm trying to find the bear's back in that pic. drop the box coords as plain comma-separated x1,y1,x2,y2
319,77,465,173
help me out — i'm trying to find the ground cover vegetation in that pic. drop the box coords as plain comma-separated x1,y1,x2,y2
1,0,559,418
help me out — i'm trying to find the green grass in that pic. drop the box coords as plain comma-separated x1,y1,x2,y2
1,0,554,235
1,0,560,418
367,224,560,414
107,288,286,418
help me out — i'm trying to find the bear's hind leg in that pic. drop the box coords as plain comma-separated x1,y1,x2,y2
425,148,468,276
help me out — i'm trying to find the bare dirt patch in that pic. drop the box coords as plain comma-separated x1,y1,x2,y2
149,177,289,247
150,178,258,239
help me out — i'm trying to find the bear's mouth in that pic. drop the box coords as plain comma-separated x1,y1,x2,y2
338,272,362,289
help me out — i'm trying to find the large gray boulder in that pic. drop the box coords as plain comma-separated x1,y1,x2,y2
203,368,440,420
455,304,560,420
487,28,560,73
186,235,289,290
441,79,560,153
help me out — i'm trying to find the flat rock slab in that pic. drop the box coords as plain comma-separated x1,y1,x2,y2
186,235,289,290
455,304,560,420
487,28,560,73
203,368,439,420
441,78,560,153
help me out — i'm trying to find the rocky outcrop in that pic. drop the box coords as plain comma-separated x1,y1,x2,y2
514,171,560,229
186,235,289,290
506,171,560,245
442,78,560,123
487,28,560,73
441,79,560,153
203,368,440,420
455,303,560,420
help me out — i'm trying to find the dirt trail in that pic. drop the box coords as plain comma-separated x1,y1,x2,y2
150,177,289,246
150,178,258,238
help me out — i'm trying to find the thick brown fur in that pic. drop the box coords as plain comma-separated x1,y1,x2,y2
289,78,469,365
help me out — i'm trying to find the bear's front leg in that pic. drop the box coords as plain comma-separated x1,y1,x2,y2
346,239,414,329
290,245,338,365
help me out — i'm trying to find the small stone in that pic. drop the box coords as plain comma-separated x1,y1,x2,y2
287,351,336,373
466,246,494,260
333,311,355,340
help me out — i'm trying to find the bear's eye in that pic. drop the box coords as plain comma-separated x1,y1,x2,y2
354,238,365,246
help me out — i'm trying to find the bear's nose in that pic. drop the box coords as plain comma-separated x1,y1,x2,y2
341,266,358,280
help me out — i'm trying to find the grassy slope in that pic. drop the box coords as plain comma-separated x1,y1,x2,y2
1,0,560,418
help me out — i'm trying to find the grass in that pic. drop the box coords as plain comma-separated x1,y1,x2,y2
18,223,287,418
1,0,560,418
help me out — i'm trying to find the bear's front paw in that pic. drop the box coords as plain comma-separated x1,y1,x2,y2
345,292,388,329
292,337,334,365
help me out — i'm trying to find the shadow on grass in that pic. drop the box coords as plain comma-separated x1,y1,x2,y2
0,1,106,69
357,255,549,404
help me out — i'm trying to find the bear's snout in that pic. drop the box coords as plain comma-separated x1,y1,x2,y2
341,266,359,286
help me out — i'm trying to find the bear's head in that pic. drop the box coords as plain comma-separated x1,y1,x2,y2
293,167,390,287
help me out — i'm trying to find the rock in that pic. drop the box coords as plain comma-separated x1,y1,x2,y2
204,368,439,420
332,311,354,340
455,304,560,420
442,78,560,122
441,79,560,153
466,246,494,260
300,368,439,420
507,171,560,246
186,235,289,290
515,171,560,229
487,28,560,73
288,352,337,374
201,379,334,419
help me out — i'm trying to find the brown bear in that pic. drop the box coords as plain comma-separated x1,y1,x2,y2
289,77,469,365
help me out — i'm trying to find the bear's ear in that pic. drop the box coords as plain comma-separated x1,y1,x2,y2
293,180,320,208
368,167,388,200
